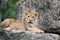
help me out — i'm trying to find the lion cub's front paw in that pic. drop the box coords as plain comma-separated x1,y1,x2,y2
27,28,44,33
34,29,44,33
38,30,44,33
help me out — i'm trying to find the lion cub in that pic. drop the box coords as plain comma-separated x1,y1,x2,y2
1,10,44,33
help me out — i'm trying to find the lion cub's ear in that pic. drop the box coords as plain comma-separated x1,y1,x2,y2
34,12,38,17
23,10,28,16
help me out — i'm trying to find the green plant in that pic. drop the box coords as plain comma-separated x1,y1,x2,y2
28,33,31,40
1,0,19,20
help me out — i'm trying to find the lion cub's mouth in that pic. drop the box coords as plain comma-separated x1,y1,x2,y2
28,21,33,24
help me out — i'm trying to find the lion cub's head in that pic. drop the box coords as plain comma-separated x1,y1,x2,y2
23,10,38,24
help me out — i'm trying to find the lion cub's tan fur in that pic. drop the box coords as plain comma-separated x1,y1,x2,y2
1,10,44,33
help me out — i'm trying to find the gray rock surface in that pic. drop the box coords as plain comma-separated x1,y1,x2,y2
16,0,60,34
0,30,60,40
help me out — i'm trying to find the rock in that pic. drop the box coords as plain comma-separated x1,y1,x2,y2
0,30,60,40
16,0,60,34
46,21,60,34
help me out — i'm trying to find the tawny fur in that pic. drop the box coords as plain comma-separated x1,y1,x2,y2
1,10,44,33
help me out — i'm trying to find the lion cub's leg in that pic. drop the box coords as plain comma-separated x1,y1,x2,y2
27,26,44,33
1,19,11,28
1,19,16,28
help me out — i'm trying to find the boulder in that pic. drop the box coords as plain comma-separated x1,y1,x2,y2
0,30,60,40
16,0,60,34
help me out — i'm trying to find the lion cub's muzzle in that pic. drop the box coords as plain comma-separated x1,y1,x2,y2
28,20,33,24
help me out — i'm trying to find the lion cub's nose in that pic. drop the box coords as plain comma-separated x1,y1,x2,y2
28,20,33,24
30,20,32,22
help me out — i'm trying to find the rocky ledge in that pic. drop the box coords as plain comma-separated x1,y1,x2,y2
0,30,60,40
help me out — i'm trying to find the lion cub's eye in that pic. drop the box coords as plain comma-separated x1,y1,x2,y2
32,16,34,18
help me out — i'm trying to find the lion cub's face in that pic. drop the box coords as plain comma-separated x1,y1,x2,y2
23,10,38,24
